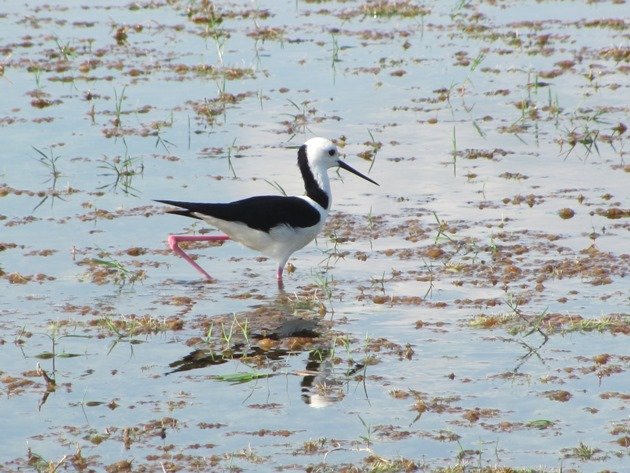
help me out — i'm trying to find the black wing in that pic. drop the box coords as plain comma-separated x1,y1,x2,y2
155,196,321,232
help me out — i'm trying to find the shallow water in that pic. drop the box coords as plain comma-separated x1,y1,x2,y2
1,0,628,471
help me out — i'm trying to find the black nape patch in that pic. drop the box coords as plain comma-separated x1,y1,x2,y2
297,145,329,209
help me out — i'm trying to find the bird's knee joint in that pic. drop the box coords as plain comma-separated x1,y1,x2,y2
167,234,179,250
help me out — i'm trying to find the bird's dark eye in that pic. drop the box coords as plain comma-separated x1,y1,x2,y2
328,149,336,156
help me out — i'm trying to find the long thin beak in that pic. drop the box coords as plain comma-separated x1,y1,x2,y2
337,160,379,186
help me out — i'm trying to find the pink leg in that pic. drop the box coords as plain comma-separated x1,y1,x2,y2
167,234,230,281
276,265,284,289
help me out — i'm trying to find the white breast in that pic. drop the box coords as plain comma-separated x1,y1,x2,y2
195,196,328,265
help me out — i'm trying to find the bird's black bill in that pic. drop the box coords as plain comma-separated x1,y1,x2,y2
337,160,379,186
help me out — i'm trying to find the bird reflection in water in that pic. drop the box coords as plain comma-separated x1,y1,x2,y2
299,350,365,408
167,317,365,408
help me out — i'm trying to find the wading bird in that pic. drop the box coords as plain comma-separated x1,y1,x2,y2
157,137,378,285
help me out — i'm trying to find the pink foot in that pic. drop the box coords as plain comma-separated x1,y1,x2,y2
166,234,230,281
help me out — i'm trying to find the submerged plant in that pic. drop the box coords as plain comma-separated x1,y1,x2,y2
86,251,146,289
282,99,316,139
226,137,238,178
559,110,607,160
420,257,435,299
53,37,77,62
264,179,287,196
33,146,64,211
505,294,550,342
330,29,341,73
33,146,62,182
572,441,600,460
312,271,334,302
357,414,374,449
356,129,382,173
152,114,175,153
432,211,456,245
97,154,144,196
363,0,429,18
26,448,67,473
212,371,271,384
112,86,126,127
202,314,252,357
96,314,172,354
319,228,346,270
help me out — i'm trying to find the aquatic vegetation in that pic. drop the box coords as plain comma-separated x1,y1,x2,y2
82,251,146,288
281,99,317,139
361,0,430,19
97,154,144,195
212,371,271,384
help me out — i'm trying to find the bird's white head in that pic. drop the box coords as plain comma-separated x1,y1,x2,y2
301,137,379,185
303,137,340,170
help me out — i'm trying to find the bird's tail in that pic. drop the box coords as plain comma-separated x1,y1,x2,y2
154,199,204,220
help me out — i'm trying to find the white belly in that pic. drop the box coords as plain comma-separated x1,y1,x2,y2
196,215,324,263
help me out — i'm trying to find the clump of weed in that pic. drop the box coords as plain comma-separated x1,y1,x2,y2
80,251,146,288
98,154,144,196
362,1,429,19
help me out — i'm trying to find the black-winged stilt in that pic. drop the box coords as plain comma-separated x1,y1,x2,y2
156,137,378,284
